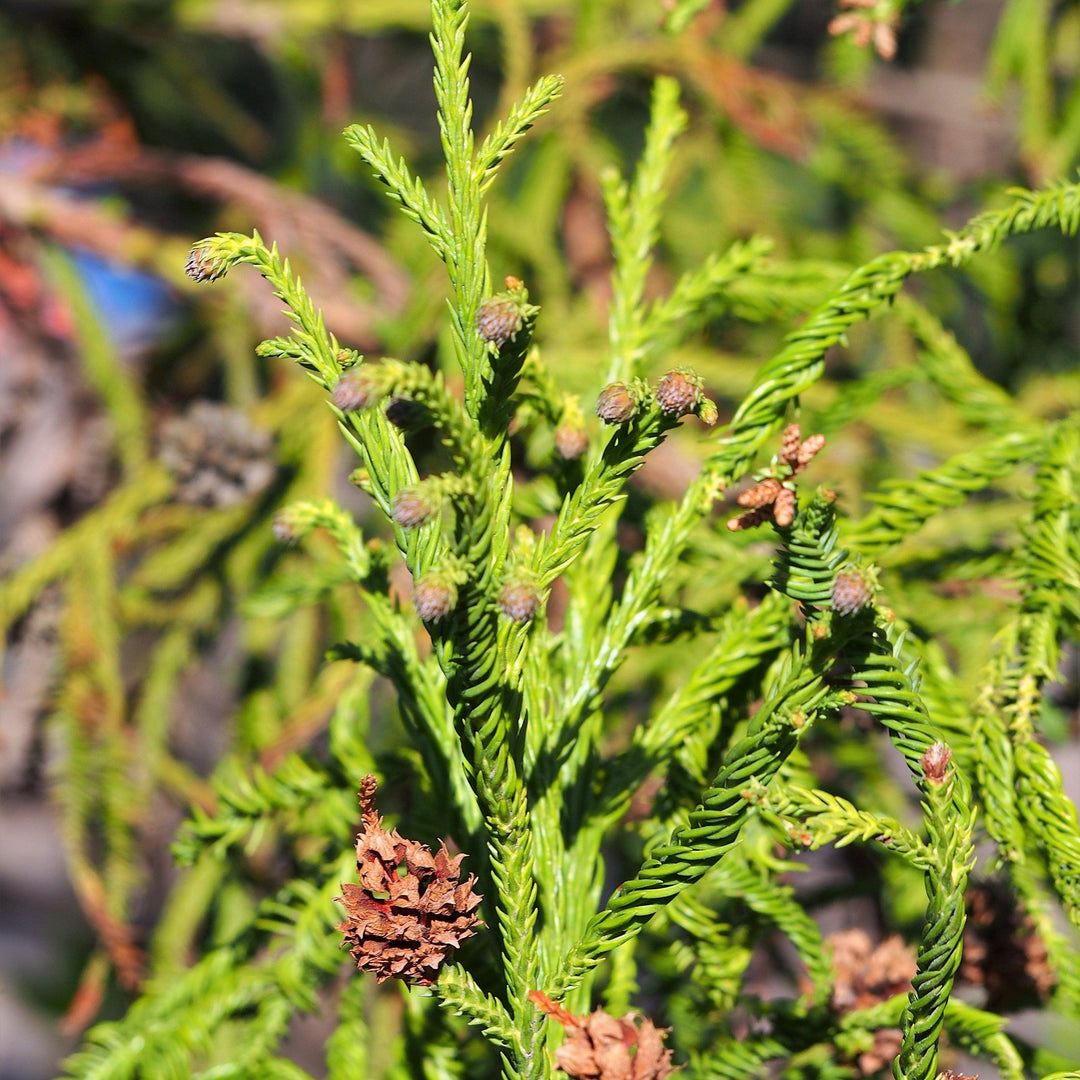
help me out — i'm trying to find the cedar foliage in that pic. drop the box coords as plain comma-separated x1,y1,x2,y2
3,0,1080,1078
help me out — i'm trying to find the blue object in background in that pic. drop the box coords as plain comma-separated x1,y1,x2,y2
69,248,179,359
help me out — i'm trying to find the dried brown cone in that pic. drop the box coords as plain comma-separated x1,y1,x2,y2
499,579,542,623
337,778,482,986
530,992,678,1080
832,568,875,615
828,929,916,1014
827,930,915,1077
391,487,436,529
332,370,383,413
960,880,1056,1011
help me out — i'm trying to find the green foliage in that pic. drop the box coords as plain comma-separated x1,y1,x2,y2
7,0,1080,1078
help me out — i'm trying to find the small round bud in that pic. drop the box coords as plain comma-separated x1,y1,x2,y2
655,369,702,417
698,398,719,427
498,579,541,623
272,510,301,544
921,742,952,784
831,568,875,615
596,383,637,425
476,297,524,347
413,575,458,622
185,242,230,283
332,371,381,413
391,488,436,529
554,419,588,460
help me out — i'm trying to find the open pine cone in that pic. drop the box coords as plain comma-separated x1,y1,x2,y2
530,991,678,1080
337,777,482,986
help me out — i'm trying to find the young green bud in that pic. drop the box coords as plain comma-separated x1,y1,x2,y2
655,369,703,417
554,400,588,460
697,398,719,427
921,742,952,784
596,383,638,425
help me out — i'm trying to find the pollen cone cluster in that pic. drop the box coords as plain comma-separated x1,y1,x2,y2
337,777,482,986
727,422,824,531
530,991,677,1080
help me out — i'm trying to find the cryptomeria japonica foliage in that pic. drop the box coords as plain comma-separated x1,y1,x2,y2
28,0,1080,1077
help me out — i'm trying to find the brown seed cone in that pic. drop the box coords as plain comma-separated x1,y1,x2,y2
726,506,771,532
960,880,1056,1011
796,433,826,469
555,420,589,460
476,296,524,346
773,487,796,527
655,370,701,417
499,580,541,623
780,423,802,466
737,478,783,509
392,488,435,529
855,1028,903,1076
337,778,482,986
939,1072,979,1080
332,371,382,413
596,383,638,425
832,568,874,615
827,929,916,1014
530,992,678,1080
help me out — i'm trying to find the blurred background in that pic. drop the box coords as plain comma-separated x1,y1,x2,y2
2,0,1080,1077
